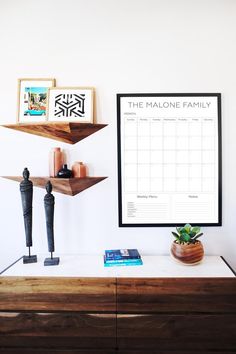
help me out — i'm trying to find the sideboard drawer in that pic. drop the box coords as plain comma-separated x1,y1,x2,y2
0,351,115,354
117,313,236,351
117,278,236,313
0,312,116,349
0,277,116,312
117,351,236,354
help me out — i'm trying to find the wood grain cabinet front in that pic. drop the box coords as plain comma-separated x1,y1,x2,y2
0,277,116,353
116,278,236,353
0,276,236,353
117,313,236,351
0,348,115,354
0,312,116,350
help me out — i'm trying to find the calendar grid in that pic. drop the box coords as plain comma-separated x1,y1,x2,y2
124,116,216,195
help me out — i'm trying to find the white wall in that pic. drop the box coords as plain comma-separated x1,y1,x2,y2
0,0,236,270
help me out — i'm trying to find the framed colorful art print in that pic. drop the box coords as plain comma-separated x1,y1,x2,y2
17,78,55,123
47,87,94,123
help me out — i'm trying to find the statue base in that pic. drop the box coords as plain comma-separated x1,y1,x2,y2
44,257,60,266
23,255,37,264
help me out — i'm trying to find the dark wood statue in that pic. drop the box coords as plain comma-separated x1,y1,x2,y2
20,167,37,263
44,181,60,266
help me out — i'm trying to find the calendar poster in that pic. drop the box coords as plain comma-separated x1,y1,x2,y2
117,94,222,226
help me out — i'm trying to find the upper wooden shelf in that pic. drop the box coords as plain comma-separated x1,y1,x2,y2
2,176,107,196
1,122,107,144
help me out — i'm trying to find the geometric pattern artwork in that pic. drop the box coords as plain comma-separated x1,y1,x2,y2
54,94,85,117
47,87,93,123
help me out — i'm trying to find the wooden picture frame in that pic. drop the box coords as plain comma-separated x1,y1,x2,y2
117,93,222,227
17,78,55,123
47,87,94,123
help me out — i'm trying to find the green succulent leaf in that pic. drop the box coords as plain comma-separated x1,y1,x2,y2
192,233,203,240
176,227,181,234
192,226,200,234
172,232,180,240
184,224,191,233
179,227,186,234
179,233,191,242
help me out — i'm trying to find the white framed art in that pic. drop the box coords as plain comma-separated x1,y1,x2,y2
17,78,55,123
47,87,94,123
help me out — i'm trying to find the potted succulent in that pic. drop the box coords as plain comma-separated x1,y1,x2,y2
171,224,204,265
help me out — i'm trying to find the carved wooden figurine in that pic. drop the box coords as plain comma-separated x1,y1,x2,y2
20,167,37,263
44,181,60,266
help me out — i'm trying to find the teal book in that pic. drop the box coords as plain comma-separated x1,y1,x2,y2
105,249,141,261
104,257,142,264
104,256,143,267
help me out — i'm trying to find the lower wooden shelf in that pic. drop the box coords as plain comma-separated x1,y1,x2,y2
2,176,107,196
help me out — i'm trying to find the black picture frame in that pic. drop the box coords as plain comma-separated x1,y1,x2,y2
117,93,222,227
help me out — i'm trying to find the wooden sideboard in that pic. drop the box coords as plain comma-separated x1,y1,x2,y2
0,275,236,354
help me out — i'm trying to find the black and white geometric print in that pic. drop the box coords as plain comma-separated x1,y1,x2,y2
54,93,85,117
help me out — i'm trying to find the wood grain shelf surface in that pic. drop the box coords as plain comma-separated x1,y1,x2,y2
1,122,107,144
2,176,107,196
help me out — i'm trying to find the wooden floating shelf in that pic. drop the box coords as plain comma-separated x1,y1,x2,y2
1,122,107,144
2,176,107,196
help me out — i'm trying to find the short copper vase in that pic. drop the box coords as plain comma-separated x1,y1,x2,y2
171,241,204,265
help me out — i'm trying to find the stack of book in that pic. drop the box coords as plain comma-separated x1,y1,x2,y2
104,249,143,267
